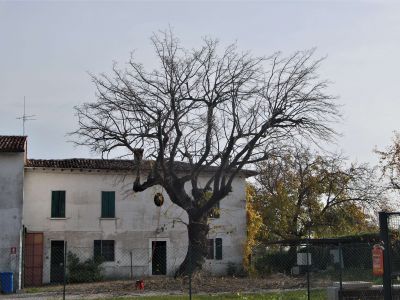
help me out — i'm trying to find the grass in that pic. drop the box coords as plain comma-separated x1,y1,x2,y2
101,290,326,300
311,267,383,285
23,288,327,299
25,285,61,293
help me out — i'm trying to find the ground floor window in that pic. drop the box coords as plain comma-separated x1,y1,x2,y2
94,240,115,261
207,238,223,260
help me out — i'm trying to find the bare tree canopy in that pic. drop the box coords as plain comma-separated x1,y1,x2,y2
72,30,340,275
376,132,400,203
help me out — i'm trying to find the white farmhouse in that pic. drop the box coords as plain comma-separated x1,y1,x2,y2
0,136,253,287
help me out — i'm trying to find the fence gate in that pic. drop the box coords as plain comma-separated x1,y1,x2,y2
379,211,400,300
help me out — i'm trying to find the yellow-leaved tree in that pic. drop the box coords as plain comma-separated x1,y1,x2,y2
243,184,263,272
253,144,383,243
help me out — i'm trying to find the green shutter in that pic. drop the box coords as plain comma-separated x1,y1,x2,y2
51,191,58,218
109,192,115,218
101,192,107,217
59,191,65,217
102,192,115,218
215,238,222,260
110,192,115,218
51,191,65,218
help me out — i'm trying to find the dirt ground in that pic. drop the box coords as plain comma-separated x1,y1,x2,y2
0,274,321,299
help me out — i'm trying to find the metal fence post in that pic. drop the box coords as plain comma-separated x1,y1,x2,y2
21,226,26,290
379,211,392,300
130,251,133,280
188,241,192,300
338,243,343,300
306,240,310,300
63,241,67,300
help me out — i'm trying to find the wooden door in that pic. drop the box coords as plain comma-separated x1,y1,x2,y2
24,232,43,286
152,241,167,275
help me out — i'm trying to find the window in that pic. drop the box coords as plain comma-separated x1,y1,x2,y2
101,191,115,218
94,240,115,262
206,238,223,260
51,191,65,218
208,201,220,218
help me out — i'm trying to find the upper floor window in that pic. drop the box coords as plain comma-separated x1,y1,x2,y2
51,191,65,218
101,191,115,218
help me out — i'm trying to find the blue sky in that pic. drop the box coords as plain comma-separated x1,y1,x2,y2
1,1,399,164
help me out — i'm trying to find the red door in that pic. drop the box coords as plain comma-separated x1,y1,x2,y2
24,232,43,286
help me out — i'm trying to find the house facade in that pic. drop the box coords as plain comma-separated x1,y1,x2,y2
0,136,252,287
0,136,26,290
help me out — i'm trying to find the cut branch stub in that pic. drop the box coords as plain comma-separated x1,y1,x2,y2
133,148,144,190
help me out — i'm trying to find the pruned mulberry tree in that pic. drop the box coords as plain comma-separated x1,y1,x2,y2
73,30,339,276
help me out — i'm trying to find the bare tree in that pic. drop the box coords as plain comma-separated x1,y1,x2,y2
72,30,339,276
376,132,400,192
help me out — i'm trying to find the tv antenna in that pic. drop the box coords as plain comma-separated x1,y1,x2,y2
16,97,36,135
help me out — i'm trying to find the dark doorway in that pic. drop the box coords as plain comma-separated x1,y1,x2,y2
24,232,44,286
50,241,65,283
151,241,167,275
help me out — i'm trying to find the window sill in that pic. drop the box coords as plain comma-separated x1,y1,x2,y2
99,217,118,220
49,217,68,220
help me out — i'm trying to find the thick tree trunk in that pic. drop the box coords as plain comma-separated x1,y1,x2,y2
174,213,209,277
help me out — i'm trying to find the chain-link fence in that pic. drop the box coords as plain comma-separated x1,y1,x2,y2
251,240,389,300
380,211,400,300
1,237,398,299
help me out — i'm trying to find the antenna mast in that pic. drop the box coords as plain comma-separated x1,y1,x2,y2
16,97,36,135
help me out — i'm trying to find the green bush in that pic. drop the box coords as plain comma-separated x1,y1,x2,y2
67,252,103,283
298,246,331,271
342,244,372,269
226,261,248,277
254,248,296,275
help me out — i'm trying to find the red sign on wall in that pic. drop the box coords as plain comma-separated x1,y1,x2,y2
10,247,16,255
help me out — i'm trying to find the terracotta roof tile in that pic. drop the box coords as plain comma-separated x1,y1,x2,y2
0,136,27,152
26,158,141,171
25,158,257,177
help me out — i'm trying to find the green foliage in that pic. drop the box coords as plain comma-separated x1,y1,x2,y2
254,146,380,242
226,261,248,278
67,252,103,283
333,232,380,243
243,184,263,271
96,290,326,299
341,244,372,269
254,248,296,275
297,246,331,270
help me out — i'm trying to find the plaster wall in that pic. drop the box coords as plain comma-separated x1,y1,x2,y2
0,152,24,286
23,169,247,281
